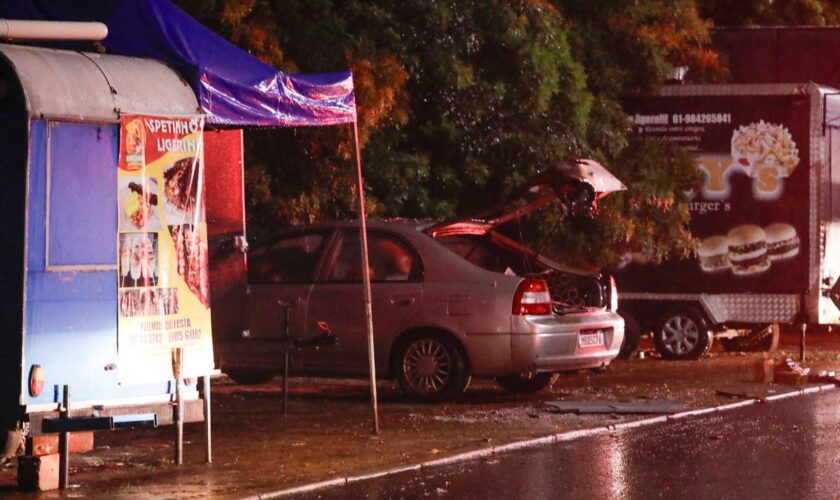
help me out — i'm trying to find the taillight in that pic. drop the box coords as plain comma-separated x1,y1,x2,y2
29,364,44,397
512,279,553,315
610,275,618,311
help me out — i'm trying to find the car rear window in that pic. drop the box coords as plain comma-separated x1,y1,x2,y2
436,235,538,274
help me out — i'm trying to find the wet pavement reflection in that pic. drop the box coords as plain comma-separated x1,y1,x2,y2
300,390,840,499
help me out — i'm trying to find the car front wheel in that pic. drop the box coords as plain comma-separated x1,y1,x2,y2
395,334,471,403
653,308,713,360
495,372,558,394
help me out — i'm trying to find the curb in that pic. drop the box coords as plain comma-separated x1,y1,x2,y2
247,383,837,499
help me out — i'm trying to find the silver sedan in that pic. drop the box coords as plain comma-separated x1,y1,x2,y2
219,160,625,401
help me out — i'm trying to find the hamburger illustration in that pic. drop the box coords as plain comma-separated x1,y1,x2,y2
765,222,800,261
697,235,730,273
727,224,770,276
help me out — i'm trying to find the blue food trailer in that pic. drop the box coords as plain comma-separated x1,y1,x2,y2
0,41,212,435
0,0,358,475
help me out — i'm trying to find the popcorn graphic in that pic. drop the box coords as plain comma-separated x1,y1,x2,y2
731,120,800,177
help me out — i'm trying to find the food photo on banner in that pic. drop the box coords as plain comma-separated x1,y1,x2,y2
116,114,214,384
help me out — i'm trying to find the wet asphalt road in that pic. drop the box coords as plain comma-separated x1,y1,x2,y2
298,390,840,500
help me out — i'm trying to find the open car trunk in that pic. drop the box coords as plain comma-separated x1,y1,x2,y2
424,159,626,312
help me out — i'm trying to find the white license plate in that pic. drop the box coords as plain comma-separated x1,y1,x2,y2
578,330,605,348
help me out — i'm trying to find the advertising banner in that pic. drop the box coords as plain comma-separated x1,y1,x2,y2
618,94,810,294
117,114,214,383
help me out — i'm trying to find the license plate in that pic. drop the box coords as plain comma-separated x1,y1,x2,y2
578,329,605,348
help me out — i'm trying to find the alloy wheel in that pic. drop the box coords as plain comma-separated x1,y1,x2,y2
402,338,452,395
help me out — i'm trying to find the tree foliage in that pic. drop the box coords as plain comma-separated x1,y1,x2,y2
698,0,840,26
173,0,723,267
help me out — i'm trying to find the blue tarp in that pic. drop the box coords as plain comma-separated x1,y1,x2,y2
0,0,357,127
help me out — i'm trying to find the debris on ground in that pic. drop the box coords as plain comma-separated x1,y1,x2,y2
714,386,781,401
807,370,840,385
774,358,811,385
542,400,685,414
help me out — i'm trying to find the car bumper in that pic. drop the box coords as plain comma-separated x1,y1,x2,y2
511,310,624,372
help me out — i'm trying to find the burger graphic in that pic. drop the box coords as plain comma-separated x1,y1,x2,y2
765,222,800,261
698,222,799,276
726,224,770,276
697,235,730,273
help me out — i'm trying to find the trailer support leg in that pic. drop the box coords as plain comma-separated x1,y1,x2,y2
173,348,184,466
799,323,807,362
283,305,291,417
58,385,70,489
202,374,212,464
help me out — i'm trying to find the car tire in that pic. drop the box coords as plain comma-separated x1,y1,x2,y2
653,308,713,360
495,372,558,395
225,370,273,385
395,333,471,403
617,310,641,359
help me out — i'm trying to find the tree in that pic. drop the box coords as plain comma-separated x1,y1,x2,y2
697,0,840,26
174,0,718,267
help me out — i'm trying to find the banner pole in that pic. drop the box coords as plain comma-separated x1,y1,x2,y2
353,120,380,435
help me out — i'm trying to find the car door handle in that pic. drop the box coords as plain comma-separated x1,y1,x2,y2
390,295,416,306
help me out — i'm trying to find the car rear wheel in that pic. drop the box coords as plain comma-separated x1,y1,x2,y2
617,310,641,359
395,334,471,403
495,372,558,394
653,308,713,360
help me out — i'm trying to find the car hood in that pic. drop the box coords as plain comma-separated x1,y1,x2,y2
425,158,625,237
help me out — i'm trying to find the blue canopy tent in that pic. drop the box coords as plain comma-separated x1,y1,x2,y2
0,0,382,434
0,0,357,127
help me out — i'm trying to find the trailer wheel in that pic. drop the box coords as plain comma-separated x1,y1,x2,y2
617,310,641,359
720,324,780,352
653,308,713,360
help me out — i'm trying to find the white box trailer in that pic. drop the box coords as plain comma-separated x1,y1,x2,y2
616,83,840,359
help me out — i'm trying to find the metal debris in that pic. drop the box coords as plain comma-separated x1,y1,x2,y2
542,400,685,414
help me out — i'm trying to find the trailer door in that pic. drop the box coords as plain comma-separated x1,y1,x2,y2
824,93,840,321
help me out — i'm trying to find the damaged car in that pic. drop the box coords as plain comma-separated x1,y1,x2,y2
223,159,626,402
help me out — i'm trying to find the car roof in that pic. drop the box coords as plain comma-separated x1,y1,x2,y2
253,219,525,286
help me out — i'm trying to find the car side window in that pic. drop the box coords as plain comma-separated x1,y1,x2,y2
248,232,327,284
325,233,419,282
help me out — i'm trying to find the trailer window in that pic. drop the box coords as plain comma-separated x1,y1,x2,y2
46,122,118,270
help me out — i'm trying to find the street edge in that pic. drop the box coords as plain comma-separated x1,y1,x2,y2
246,383,837,499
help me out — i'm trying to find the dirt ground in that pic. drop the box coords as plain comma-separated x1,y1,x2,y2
2,330,840,499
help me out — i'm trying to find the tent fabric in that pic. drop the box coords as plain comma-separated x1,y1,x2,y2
0,0,357,127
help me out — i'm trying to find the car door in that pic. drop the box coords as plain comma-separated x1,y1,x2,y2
245,229,332,347
303,229,424,374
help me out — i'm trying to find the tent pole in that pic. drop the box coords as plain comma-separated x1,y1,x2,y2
353,120,380,434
